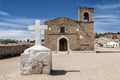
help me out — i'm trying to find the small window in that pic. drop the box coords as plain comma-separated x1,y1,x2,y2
84,12,89,22
60,27,65,34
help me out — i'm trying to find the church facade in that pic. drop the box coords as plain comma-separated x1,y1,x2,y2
44,7,94,51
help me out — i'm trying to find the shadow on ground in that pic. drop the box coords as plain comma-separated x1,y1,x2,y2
51,70,80,76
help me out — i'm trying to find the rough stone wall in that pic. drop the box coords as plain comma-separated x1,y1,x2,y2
44,17,94,51
21,49,52,75
79,22,94,50
45,34,59,51
44,18,80,51
44,7,94,51
0,44,32,58
78,7,94,22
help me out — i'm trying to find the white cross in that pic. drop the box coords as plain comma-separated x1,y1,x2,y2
28,20,48,45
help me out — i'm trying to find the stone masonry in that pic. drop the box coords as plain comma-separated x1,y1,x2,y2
44,7,94,51
0,44,32,59
21,45,52,75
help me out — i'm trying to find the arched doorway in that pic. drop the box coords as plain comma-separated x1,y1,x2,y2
59,38,68,51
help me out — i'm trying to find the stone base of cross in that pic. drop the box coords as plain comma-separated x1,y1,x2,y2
20,20,52,75
28,20,48,45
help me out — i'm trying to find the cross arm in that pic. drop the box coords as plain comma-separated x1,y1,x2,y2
28,26,35,30
38,25,48,30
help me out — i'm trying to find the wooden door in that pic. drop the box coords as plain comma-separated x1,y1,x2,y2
59,38,67,51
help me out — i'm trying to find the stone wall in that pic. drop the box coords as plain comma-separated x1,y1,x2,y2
44,7,94,51
44,17,94,51
78,7,94,22
21,47,52,75
0,44,32,59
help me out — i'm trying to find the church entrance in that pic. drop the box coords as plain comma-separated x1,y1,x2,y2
59,38,68,51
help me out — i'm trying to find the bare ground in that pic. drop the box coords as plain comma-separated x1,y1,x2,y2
0,53,120,80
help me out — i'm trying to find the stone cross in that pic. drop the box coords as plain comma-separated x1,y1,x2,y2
28,20,48,45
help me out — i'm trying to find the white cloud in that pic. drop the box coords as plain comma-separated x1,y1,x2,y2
0,11,46,40
0,11,47,40
95,14,120,25
0,29,45,40
2,17,46,25
1,18,35,24
0,10,48,30
0,16,47,29
96,3,120,9
0,29,34,40
95,15,117,19
94,28,108,33
0,10,10,16
94,14,120,32
0,22,27,28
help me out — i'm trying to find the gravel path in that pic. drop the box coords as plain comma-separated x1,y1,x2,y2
0,53,120,80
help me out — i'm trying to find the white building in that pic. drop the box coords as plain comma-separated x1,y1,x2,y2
106,41,119,48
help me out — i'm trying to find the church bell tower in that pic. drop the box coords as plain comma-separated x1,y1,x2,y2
78,7,94,22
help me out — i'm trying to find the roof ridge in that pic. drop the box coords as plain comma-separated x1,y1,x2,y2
45,17,77,22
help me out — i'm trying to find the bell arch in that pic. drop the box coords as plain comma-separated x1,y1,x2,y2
83,12,89,22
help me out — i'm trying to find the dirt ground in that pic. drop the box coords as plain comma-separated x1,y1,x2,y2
0,52,120,80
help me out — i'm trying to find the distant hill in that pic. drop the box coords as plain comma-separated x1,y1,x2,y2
95,32,120,40
0,39,18,44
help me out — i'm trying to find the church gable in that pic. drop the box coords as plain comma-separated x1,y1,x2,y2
45,17,79,35
45,17,77,25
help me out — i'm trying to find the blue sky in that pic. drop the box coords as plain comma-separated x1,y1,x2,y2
0,0,120,40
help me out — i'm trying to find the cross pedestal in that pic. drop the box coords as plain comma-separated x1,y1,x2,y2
21,20,52,75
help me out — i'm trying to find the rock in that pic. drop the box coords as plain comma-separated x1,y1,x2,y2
42,66,51,74
21,45,52,75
